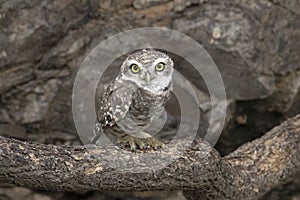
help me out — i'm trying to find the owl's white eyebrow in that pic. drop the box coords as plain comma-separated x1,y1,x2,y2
127,60,142,67
152,58,168,66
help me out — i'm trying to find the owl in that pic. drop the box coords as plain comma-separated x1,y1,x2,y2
93,49,174,151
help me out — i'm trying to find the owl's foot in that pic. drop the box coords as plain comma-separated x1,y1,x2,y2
116,135,165,151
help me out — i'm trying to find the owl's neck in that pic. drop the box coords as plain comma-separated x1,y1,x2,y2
142,81,172,96
117,75,172,95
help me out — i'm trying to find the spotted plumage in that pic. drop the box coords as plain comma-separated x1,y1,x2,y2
94,49,174,151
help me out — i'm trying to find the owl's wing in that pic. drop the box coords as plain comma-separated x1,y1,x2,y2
97,86,114,129
97,82,134,129
109,83,135,122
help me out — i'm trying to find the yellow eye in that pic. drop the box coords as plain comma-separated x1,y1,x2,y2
130,64,140,73
155,62,165,72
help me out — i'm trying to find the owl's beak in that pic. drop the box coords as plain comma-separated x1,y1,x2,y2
140,72,151,83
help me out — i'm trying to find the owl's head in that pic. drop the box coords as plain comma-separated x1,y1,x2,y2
119,49,174,93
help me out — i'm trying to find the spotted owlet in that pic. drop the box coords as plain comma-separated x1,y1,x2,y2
93,49,174,151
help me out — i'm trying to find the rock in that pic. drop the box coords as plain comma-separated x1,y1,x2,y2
172,0,300,112
133,0,170,9
0,187,32,200
3,79,61,124
251,71,300,113
0,124,27,139
0,64,34,95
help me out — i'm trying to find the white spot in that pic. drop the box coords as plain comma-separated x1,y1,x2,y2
0,51,7,58
115,108,121,113
9,33,17,42
212,27,221,39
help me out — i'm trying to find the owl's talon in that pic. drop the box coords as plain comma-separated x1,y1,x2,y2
130,145,137,152
154,142,164,150
129,142,137,152
138,142,146,150
116,135,164,151
116,136,136,151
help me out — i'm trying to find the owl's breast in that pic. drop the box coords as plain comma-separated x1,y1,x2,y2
131,89,168,121
115,88,169,134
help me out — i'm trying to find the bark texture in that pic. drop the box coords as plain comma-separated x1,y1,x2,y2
0,0,300,199
0,115,299,200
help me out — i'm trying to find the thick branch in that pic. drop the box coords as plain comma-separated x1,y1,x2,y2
0,115,300,200
0,137,223,192
183,115,300,200
223,115,300,199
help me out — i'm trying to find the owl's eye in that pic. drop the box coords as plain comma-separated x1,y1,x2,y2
130,64,140,73
155,62,165,72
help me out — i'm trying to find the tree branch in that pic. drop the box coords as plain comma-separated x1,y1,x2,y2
0,115,300,200
224,115,300,199
183,114,300,200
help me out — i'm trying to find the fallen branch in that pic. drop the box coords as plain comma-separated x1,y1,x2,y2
0,115,299,200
